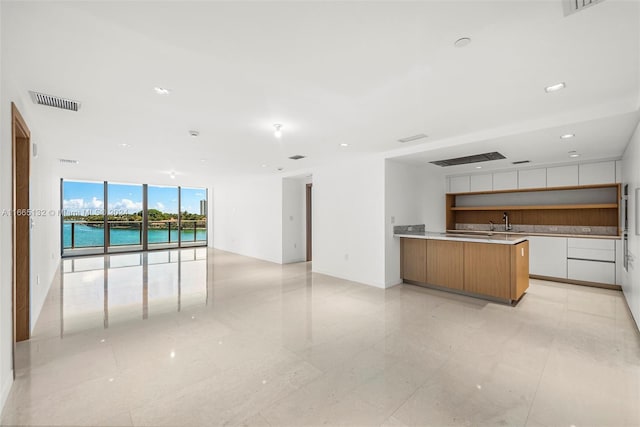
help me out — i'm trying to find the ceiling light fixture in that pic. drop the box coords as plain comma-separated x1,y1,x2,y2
200,159,207,163
340,143,349,147
475,166,482,169
189,130,199,138
119,143,131,148
560,133,575,139
154,87,171,95
545,82,566,93
273,124,283,138
169,171,176,179
568,151,580,158
454,37,472,48
261,164,268,168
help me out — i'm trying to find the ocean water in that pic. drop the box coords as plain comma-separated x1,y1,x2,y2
63,223,206,248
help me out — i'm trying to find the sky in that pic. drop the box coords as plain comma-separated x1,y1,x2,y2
62,181,207,215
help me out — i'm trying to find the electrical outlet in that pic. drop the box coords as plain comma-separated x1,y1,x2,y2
390,216,395,224
407,226,413,232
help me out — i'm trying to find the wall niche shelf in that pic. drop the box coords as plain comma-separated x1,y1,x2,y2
445,183,621,235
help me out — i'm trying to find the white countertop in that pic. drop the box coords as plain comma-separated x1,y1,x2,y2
394,231,528,245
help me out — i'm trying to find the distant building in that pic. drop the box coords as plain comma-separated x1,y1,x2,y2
199,199,207,216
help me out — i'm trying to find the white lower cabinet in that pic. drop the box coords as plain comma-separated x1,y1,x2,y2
529,236,568,279
567,259,616,285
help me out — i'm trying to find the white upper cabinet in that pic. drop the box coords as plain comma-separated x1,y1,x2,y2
546,165,579,187
492,171,518,191
518,168,546,189
450,176,470,193
469,174,493,192
579,161,616,185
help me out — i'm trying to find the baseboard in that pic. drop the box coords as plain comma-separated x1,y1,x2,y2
530,275,622,291
311,268,386,289
1,370,13,414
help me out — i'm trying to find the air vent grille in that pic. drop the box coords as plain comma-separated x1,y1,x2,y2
30,91,81,112
430,152,506,167
59,158,79,164
398,134,428,143
288,155,306,160
512,160,531,165
563,0,605,16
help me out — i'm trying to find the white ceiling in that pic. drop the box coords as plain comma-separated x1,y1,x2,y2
2,0,639,181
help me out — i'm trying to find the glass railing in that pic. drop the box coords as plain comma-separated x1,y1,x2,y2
180,220,207,243
63,221,105,249
108,221,143,246
148,220,179,245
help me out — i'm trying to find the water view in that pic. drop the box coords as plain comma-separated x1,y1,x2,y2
62,180,208,252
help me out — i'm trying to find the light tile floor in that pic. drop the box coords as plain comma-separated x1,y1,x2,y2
1,248,639,426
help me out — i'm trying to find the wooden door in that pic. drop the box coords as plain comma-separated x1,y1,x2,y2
12,103,31,342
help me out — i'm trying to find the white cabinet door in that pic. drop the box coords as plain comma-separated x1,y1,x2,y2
546,165,578,187
492,171,518,191
518,168,547,189
568,259,616,284
529,236,568,279
450,176,471,193
567,238,615,261
470,174,493,192
579,161,615,185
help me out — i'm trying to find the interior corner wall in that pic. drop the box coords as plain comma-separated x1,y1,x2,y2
212,175,283,264
0,0,10,411
384,160,446,287
621,118,640,329
282,178,306,264
312,155,386,288
0,94,62,411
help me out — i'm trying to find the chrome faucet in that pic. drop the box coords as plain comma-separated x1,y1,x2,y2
489,221,495,232
503,212,512,231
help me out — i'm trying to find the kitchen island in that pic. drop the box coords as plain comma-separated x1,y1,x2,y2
396,232,529,304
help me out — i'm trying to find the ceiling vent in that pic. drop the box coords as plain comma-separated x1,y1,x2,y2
512,160,531,165
398,134,428,143
30,91,81,112
563,0,605,16
288,155,306,160
59,158,79,164
430,152,506,167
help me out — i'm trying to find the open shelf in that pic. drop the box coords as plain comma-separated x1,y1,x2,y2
451,203,618,211
445,183,621,231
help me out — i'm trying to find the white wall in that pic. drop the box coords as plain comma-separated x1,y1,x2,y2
212,175,283,264
621,119,640,329
282,177,308,264
384,160,446,286
312,155,386,287
0,53,64,411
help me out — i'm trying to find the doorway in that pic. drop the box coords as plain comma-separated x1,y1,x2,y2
12,103,31,344
306,183,312,262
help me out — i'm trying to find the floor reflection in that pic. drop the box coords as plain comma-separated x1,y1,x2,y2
61,248,208,336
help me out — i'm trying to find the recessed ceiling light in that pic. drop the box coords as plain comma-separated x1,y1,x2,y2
119,143,131,148
568,151,580,158
200,159,207,163
273,124,283,138
340,143,349,147
560,133,575,139
277,167,284,171
154,87,171,95
475,166,482,169
454,37,472,48
261,164,268,168
169,171,176,179
189,130,199,138
545,82,566,93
